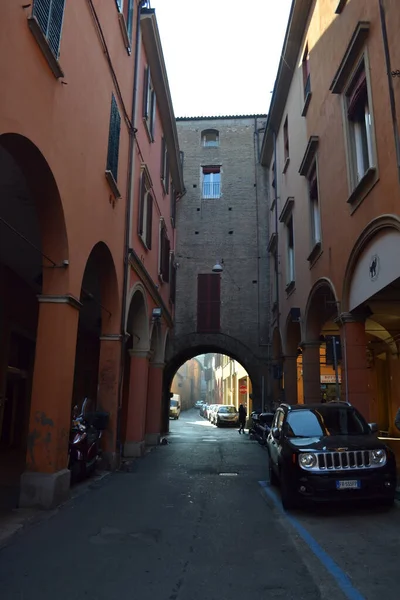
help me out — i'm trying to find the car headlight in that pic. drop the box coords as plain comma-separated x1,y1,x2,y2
299,453,317,469
371,449,386,465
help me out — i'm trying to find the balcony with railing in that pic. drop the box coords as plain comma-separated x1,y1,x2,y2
202,181,221,198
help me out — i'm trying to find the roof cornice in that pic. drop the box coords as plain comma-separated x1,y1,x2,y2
141,9,184,193
260,0,314,166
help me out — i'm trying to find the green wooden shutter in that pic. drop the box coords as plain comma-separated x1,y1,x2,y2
33,0,66,58
143,67,150,118
106,94,121,182
138,172,146,236
146,194,153,249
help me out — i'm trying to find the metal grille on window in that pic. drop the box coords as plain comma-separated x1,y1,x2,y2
33,0,66,58
106,94,121,183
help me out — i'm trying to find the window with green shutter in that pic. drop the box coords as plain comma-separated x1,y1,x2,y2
32,0,66,58
106,94,121,184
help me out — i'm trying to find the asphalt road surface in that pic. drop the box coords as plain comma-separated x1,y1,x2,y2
0,409,399,599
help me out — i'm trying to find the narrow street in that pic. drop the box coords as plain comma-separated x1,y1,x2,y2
0,409,399,600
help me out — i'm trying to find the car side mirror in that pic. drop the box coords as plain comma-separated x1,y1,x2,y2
271,427,281,440
368,422,378,433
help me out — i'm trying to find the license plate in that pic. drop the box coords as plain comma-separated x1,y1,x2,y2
336,480,361,490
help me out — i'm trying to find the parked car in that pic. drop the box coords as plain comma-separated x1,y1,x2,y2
267,402,396,510
194,400,203,409
215,405,238,427
209,404,222,424
200,403,208,418
250,412,275,444
169,394,181,420
207,404,218,421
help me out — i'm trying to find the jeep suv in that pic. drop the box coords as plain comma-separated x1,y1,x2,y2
267,402,396,510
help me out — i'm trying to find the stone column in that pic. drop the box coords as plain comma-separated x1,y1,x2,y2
300,341,321,403
283,355,298,405
124,349,150,458
145,362,164,446
338,313,371,421
20,295,80,509
97,334,122,470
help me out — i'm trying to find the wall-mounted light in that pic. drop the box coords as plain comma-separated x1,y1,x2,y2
152,307,162,320
212,259,224,273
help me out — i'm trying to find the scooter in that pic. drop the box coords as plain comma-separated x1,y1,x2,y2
68,398,109,483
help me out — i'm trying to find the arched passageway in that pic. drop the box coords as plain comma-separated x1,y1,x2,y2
72,242,121,469
0,134,68,510
161,333,268,434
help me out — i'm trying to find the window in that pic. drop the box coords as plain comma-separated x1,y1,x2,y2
32,0,66,58
301,44,312,116
106,94,121,186
344,60,374,188
202,166,221,199
197,274,221,333
116,0,134,46
159,220,170,282
160,138,170,193
271,161,276,192
138,169,153,249
279,197,295,289
284,118,289,161
169,252,177,304
143,67,156,141
170,184,176,228
286,216,295,285
302,44,311,98
201,129,219,147
308,162,321,247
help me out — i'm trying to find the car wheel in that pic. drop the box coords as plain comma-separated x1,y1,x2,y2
268,457,279,486
280,471,298,510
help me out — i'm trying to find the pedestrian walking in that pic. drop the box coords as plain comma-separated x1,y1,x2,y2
395,407,400,432
238,404,247,434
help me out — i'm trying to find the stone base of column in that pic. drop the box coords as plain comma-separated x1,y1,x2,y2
101,451,121,471
19,468,71,509
124,441,145,458
145,433,160,446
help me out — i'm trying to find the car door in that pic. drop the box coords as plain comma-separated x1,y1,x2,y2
269,409,284,469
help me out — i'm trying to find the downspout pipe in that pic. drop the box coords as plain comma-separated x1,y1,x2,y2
378,0,400,183
116,0,148,457
272,129,281,398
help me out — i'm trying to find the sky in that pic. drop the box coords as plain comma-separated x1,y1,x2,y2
150,0,293,118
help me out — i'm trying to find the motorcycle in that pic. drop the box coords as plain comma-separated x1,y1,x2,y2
68,398,109,483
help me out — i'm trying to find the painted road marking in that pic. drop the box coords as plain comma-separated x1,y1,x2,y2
259,481,365,600
219,472,238,477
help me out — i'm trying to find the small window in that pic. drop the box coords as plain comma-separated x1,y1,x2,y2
283,117,289,162
138,169,153,249
106,94,121,184
286,215,295,285
116,0,134,44
160,137,170,193
159,220,170,282
344,60,374,188
170,184,176,228
202,129,219,147
202,166,221,199
271,161,276,190
302,44,311,99
308,162,321,248
32,0,66,58
169,252,177,304
143,67,156,141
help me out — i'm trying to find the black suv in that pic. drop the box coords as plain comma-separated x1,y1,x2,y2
266,402,397,510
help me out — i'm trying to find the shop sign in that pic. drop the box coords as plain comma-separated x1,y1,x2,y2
320,374,341,384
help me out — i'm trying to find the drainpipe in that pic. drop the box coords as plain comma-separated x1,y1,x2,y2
378,0,400,183
272,130,281,399
116,0,148,457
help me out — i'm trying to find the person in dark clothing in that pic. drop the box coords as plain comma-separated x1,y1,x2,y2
238,404,247,434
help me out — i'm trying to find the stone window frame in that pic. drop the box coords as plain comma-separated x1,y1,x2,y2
279,197,296,295
330,22,379,214
299,136,323,267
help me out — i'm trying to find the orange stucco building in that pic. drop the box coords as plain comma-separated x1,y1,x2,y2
262,0,400,447
0,1,183,510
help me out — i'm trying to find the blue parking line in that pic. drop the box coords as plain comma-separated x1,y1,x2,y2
259,481,365,600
